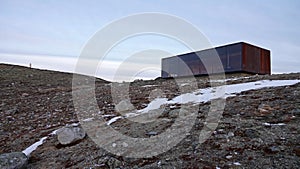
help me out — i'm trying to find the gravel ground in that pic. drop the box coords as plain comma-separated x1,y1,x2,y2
0,63,300,168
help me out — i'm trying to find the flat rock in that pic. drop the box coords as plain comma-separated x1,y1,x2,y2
0,152,28,169
56,125,86,145
115,99,135,113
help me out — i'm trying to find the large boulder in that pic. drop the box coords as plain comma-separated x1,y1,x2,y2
115,99,135,113
0,152,28,169
56,125,86,145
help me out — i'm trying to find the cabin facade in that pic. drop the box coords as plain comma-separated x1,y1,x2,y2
161,42,271,78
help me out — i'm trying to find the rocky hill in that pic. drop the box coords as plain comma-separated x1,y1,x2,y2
0,63,299,169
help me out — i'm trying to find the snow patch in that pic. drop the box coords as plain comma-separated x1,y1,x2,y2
263,122,286,126
101,114,115,117
142,84,157,88
233,162,241,166
68,123,80,127
226,155,233,159
107,116,123,125
138,80,300,113
22,136,48,156
50,129,58,135
125,112,139,118
82,117,94,122
180,83,189,86
137,98,168,113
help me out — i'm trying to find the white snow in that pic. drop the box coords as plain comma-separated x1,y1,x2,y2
68,123,80,127
221,80,299,95
22,125,65,156
138,80,300,113
125,112,139,118
107,116,123,125
104,79,300,125
233,162,241,166
263,122,286,126
142,84,158,88
211,76,251,82
180,83,189,86
157,160,162,166
101,114,115,117
137,98,168,113
82,117,94,122
226,155,233,159
50,129,59,135
22,136,48,156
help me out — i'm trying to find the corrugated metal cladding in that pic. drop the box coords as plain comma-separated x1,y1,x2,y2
161,42,271,78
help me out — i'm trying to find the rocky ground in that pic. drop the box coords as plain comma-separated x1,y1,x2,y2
0,63,300,169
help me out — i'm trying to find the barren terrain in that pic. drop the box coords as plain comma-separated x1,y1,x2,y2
0,63,300,168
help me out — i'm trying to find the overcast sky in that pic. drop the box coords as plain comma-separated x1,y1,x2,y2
0,0,299,81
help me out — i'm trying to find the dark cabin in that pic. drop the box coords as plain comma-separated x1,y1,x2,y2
161,42,271,78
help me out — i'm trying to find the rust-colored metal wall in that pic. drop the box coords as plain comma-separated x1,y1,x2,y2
260,49,271,74
161,42,270,78
242,43,271,75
